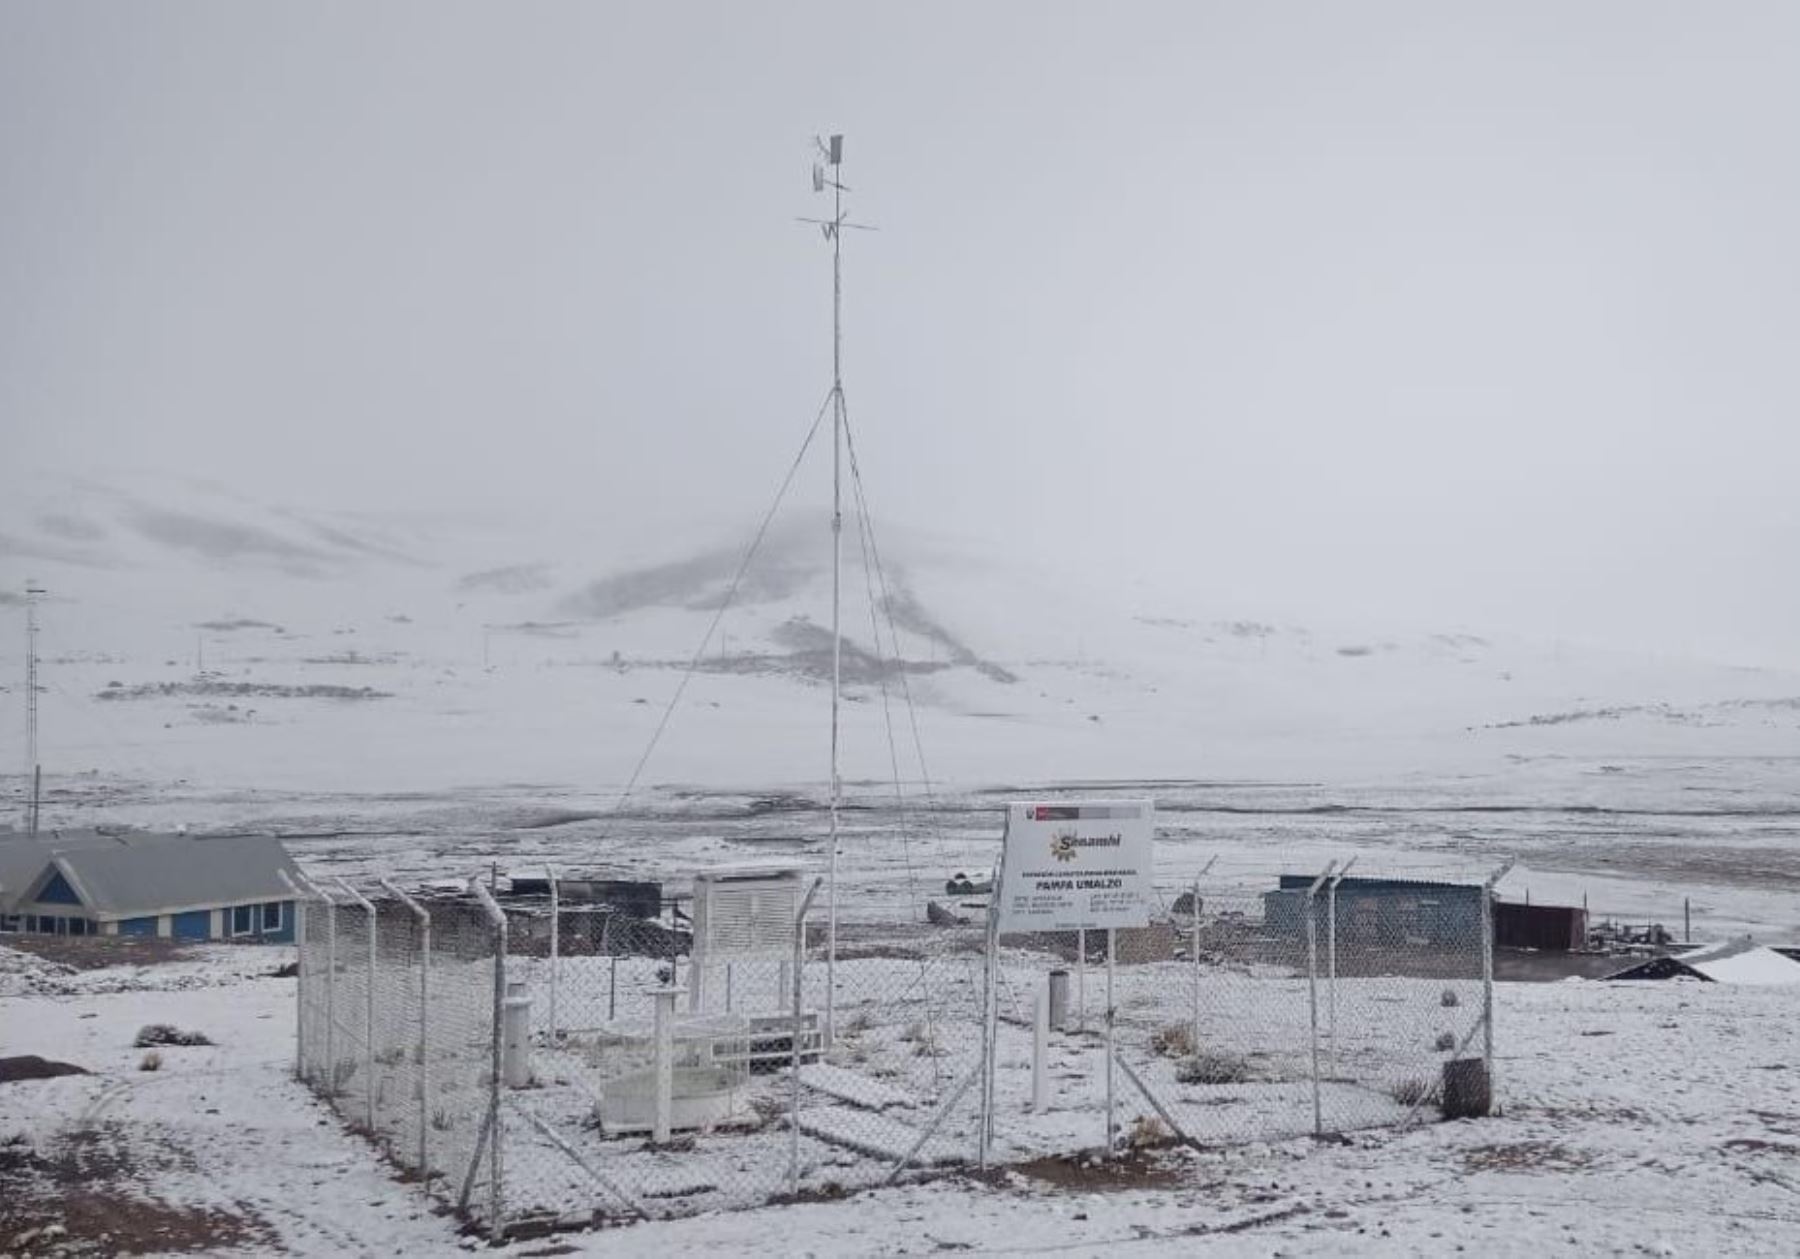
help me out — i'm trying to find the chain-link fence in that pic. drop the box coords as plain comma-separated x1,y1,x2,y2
1076,867,1495,1158
290,860,1500,1242
492,871,991,1234
291,875,507,1225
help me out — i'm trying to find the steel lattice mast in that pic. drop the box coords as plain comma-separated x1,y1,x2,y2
802,134,871,1047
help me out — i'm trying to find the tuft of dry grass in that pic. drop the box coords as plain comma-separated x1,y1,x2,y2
1150,1023,1196,1059
1176,1051,1254,1085
1126,1115,1172,1150
1461,1141,1593,1173
899,1020,944,1058
138,1050,163,1073
133,1024,212,1049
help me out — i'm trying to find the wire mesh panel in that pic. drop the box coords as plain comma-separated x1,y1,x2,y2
786,918,987,1199
476,876,994,1229
502,889,812,1225
370,900,427,1176
295,889,332,1093
1118,870,1493,1150
425,896,503,1228
1313,873,1491,1129
331,896,375,1133
974,923,1181,1160
497,900,677,1227
293,886,502,1230
1113,886,1332,1148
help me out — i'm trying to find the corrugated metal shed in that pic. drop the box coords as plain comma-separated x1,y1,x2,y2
1495,902,1587,951
1264,875,1483,947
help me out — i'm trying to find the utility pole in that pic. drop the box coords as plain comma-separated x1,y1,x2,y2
24,579,45,837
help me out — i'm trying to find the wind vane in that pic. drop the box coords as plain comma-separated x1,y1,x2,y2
796,134,878,243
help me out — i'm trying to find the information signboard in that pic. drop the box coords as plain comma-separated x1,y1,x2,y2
995,800,1155,933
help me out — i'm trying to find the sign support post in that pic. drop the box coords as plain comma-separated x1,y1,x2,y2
1076,929,1086,1033
978,847,1005,1171
992,800,1154,1165
1104,926,1117,1157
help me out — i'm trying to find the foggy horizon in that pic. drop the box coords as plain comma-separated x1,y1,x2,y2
6,3,1800,669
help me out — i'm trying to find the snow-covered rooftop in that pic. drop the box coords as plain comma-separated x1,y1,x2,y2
1677,939,1800,985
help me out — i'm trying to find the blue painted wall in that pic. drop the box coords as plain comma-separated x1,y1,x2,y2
38,870,83,905
171,909,211,940
97,903,295,943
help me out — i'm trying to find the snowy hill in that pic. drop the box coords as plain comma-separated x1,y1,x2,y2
2,475,1797,797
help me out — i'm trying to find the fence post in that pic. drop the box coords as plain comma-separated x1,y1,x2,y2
1031,981,1048,1112
1482,861,1514,1113
324,890,336,1098
788,878,823,1194
294,872,336,1097
278,870,306,1081
381,878,431,1198
600,915,618,1020
336,880,379,1137
545,863,559,1042
978,854,1004,1171
1304,862,1337,1138
1190,877,1201,1056
470,880,508,1244
1326,857,1356,1075
1185,856,1216,1061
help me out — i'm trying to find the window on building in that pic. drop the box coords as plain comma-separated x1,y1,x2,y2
68,917,88,937
232,905,253,936
261,902,283,933
0,915,19,933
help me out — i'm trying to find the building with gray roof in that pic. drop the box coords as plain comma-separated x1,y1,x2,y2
0,830,300,942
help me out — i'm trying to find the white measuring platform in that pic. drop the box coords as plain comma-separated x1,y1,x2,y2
795,1104,925,1161
797,1063,920,1112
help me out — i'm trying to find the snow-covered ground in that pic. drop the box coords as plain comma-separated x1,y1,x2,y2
5,940,1800,1256
4,482,1799,1251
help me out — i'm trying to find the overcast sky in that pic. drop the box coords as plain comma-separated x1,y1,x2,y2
4,2,1799,666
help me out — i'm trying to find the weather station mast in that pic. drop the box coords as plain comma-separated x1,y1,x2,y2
798,134,875,1045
